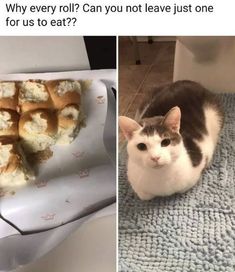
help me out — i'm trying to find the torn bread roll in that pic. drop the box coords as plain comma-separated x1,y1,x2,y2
46,80,81,110
0,138,34,187
18,81,53,113
0,81,18,111
0,109,19,138
57,104,80,144
19,109,57,153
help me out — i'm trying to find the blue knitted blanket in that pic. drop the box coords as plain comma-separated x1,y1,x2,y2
119,94,235,272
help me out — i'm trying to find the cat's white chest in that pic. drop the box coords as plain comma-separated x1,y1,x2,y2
127,154,203,200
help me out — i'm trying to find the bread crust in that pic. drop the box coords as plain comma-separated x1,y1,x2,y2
0,81,18,111
19,100,53,113
46,80,81,110
0,109,19,138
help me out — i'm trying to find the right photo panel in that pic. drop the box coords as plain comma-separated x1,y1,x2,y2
119,36,235,271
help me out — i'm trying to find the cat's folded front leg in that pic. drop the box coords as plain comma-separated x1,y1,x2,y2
136,190,155,201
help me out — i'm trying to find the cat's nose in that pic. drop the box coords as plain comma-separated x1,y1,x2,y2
151,156,160,162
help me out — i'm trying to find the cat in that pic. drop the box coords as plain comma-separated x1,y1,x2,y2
119,80,224,200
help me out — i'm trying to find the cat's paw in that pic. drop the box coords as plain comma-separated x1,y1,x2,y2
137,191,155,201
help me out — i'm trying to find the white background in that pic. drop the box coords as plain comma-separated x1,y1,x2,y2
0,0,234,35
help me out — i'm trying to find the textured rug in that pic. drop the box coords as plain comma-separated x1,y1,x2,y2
119,94,235,272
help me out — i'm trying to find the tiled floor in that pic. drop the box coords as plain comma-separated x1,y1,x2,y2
119,38,176,119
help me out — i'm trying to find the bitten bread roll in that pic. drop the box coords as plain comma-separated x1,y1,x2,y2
0,138,34,187
18,81,53,113
0,81,18,111
57,104,80,144
46,80,81,110
0,109,19,138
19,109,57,153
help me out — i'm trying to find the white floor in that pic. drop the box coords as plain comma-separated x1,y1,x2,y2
12,215,116,272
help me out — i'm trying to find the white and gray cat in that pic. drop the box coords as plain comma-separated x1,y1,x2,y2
119,80,224,200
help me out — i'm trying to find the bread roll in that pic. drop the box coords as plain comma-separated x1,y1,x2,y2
19,109,57,153
0,81,18,111
0,138,34,187
46,80,81,110
18,81,53,113
56,104,80,144
0,109,19,138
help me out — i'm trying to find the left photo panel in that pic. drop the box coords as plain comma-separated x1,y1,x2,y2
0,36,116,272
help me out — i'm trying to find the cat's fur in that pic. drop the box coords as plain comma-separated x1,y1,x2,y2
119,80,224,200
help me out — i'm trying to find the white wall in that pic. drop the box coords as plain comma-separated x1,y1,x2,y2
174,37,235,93
0,37,90,73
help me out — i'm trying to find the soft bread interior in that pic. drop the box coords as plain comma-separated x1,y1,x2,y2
0,109,19,138
24,112,48,134
0,141,34,187
0,169,27,187
0,144,12,168
60,105,80,120
20,110,57,153
19,81,49,103
56,81,81,96
57,125,79,145
0,111,13,130
22,135,55,153
57,105,80,145
0,82,16,98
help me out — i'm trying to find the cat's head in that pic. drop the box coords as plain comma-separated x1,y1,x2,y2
119,107,183,169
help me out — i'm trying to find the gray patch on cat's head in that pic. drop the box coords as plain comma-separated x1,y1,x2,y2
139,116,181,145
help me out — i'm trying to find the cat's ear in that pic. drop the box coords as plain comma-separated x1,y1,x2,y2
119,116,142,140
163,106,181,132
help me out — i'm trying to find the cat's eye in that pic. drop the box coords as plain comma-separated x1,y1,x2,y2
137,143,147,151
161,138,171,147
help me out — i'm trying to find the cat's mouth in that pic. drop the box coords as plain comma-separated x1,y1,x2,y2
151,164,164,169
